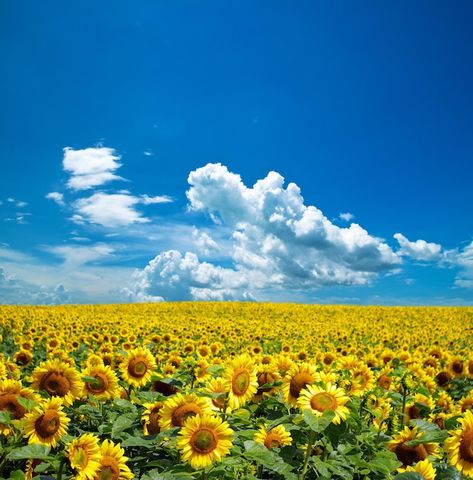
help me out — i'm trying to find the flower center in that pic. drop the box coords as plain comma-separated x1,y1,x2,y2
171,403,200,427
190,428,217,454
72,448,88,468
0,394,26,420
289,372,313,399
452,360,464,374
232,370,250,396
35,410,60,438
394,443,428,467
310,392,337,412
264,432,282,449
128,359,147,378
87,373,109,394
459,428,473,463
98,457,121,480
147,407,162,435
40,372,71,397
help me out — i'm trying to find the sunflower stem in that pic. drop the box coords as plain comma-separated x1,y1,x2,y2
300,430,316,480
400,376,408,427
57,457,66,480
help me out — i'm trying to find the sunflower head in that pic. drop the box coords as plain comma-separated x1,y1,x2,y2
120,347,156,388
223,354,258,410
445,409,473,476
159,393,213,430
142,401,163,435
95,439,133,480
177,413,233,469
82,364,119,400
254,424,292,449
282,363,317,406
67,433,101,480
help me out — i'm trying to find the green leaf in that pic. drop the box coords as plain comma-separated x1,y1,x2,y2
7,444,51,460
16,396,37,411
0,410,12,424
243,440,297,480
8,470,25,480
303,409,335,433
111,413,136,438
395,474,423,480
120,434,157,448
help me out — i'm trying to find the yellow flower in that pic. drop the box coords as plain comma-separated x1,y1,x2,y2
142,401,163,435
177,414,233,469
223,354,258,410
93,439,133,480
24,397,70,448
82,364,119,400
445,410,473,477
119,347,156,388
298,383,350,425
254,424,292,448
282,362,318,406
388,426,439,469
67,433,101,480
31,359,83,406
0,378,39,435
404,459,436,480
159,393,213,430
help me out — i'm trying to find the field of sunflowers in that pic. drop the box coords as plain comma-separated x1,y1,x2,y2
1,303,473,480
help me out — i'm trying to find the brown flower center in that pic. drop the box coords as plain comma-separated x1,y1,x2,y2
459,428,473,463
40,372,71,397
232,370,250,396
0,394,26,419
35,409,60,438
435,371,451,387
147,407,162,435
264,432,283,449
310,392,337,412
452,360,464,374
97,456,121,480
289,372,313,399
86,373,109,394
128,359,148,378
171,403,201,427
190,428,217,454
394,443,428,467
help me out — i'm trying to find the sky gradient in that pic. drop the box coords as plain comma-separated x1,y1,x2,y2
1,1,472,305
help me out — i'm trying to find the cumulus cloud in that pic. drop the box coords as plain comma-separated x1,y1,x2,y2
46,192,65,206
339,212,354,222
451,241,473,289
394,233,442,261
73,192,150,228
0,266,69,305
192,228,220,257
127,163,403,301
63,146,125,191
124,250,256,302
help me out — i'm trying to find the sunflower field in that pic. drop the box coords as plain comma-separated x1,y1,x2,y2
1,303,473,480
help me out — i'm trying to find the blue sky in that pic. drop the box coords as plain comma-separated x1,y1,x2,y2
1,1,472,304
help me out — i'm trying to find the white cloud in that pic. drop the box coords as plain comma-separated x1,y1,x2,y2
140,194,173,205
127,163,402,301
7,197,15,203
144,149,153,156
339,212,354,222
73,192,150,228
16,201,28,208
394,233,442,261
0,266,69,305
63,146,125,191
46,244,114,267
451,241,473,289
124,250,256,302
192,228,220,257
46,192,65,206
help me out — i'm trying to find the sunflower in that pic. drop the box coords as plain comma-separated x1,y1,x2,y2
142,401,163,435
223,354,258,410
204,377,229,411
404,393,435,421
24,397,70,448
255,363,280,397
159,393,213,430
347,364,374,396
67,433,101,480
82,364,119,400
119,347,156,388
298,383,350,425
282,363,318,406
388,426,440,468
31,359,83,406
403,459,436,479
14,349,33,367
177,414,233,469
93,439,133,480
0,379,39,435
254,424,292,449
445,410,473,477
